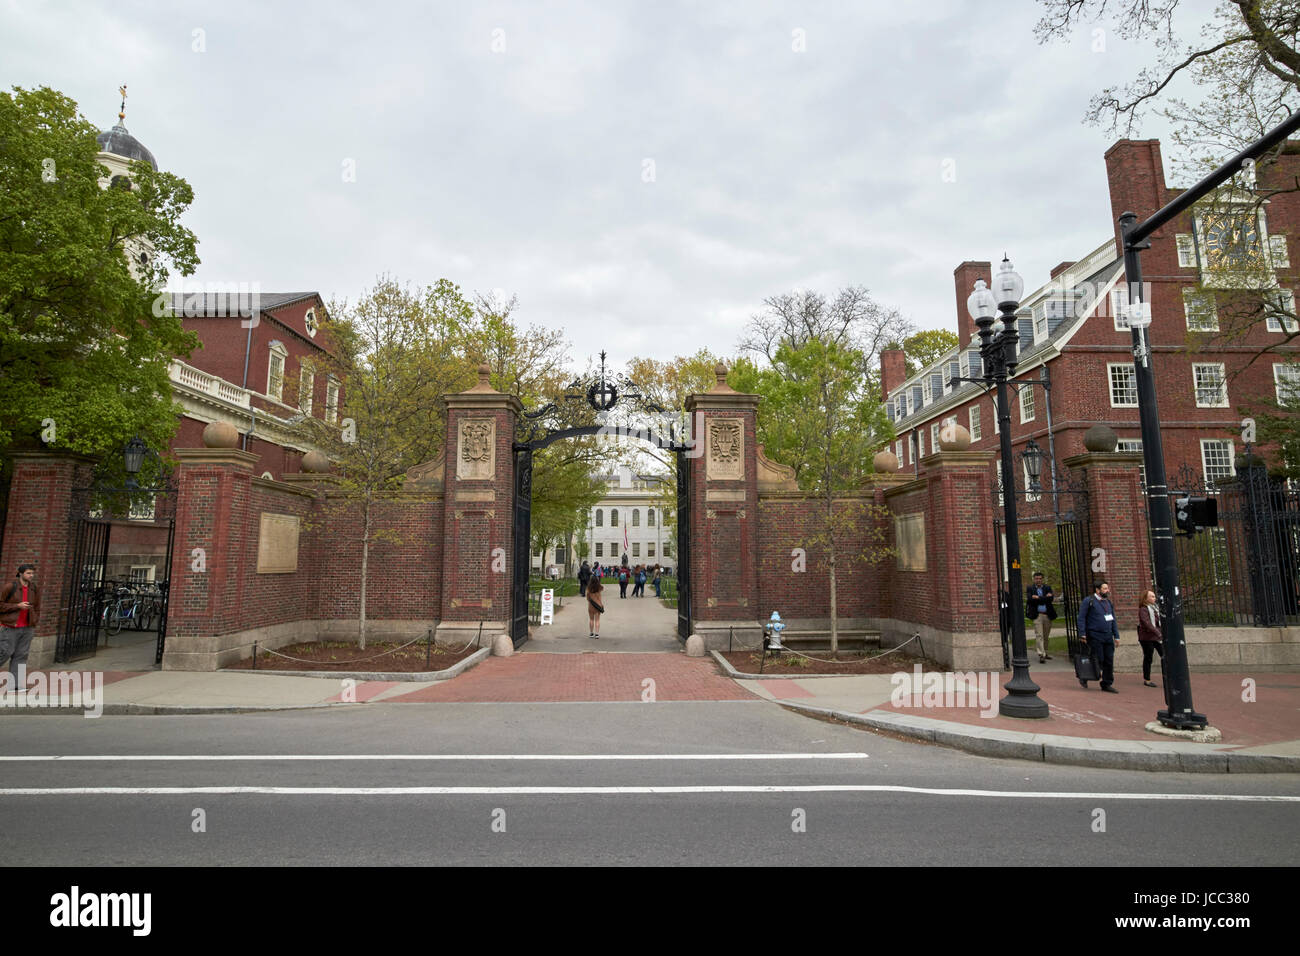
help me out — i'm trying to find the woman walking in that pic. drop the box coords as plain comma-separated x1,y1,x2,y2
1137,589,1163,688
587,575,605,639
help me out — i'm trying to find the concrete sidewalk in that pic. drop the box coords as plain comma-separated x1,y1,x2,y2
719,654,1300,772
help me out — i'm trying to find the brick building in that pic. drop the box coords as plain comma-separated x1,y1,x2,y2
883,137,1300,544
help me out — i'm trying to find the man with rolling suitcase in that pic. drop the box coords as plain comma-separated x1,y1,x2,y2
1076,580,1120,692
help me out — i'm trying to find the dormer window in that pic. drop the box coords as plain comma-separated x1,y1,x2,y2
267,341,288,401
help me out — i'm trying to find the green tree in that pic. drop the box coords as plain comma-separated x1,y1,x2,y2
299,277,476,647
900,329,960,378
735,339,895,655
0,86,199,466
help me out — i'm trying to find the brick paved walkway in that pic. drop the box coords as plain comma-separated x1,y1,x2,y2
383,653,757,703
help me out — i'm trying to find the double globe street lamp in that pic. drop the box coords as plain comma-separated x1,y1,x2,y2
966,257,1049,719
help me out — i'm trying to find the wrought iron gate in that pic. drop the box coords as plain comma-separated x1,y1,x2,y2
510,448,533,647
510,352,692,647
993,467,1090,668
59,481,176,666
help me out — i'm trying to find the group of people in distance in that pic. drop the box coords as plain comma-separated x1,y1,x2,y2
575,560,667,640
1024,572,1165,693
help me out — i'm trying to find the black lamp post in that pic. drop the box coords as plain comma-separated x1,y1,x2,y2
1022,438,1044,496
968,258,1049,718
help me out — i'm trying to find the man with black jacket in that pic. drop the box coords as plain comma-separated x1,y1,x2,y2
1076,580,1121,692
1025,571,1057,664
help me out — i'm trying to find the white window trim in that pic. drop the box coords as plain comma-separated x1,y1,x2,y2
917,430,925,459
299,363,315,415
325,377,340,424
1019,386,1035,423
1193,363,1229,408
1269,235,1290,269
1200,439,1236,483
1275,363,1300,405
1266,290,1298,333
1109,363,1139,408
930,423,940,450
1111,287,1130,331
1175,234,1197,268
267,343,288,401
1182,288,1219,332
969,406,981,442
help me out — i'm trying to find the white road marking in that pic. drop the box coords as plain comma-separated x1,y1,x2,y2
0,752,869,762
0,785,1295,800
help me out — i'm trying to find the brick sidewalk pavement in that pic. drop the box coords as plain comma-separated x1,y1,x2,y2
384,653,757,703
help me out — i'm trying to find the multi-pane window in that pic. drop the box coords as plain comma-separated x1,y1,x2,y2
596,543,603,558
1109,363,1138,407
917,431,925,459
1193,363,1228,407
611,541,618,557
1275,363,1300,405
1266,290,1298,333
969,405,981,441
610,509,619,526
1201,439,1235,483
895,439,904,462
267,346,286,400
931,423,940,450
1020,385,1035,423
647,509,655,526
1111,286,1130,331
595,509,603,527
1270,235,1290,268
632,543,640,557
1176,234,1197,268
648,544,655,557
1183,289,1218,332
632,509,640,527
326,377,340,424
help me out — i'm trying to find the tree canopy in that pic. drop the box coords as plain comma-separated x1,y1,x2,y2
0,86,199,471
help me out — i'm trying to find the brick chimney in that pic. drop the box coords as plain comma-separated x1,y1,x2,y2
1104,139,1169,247
953,261,992,347
880,348,907,401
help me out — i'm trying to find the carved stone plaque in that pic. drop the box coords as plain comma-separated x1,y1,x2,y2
457,417,495,480
706,418,744,481
257,513,300,574
894,513,926,571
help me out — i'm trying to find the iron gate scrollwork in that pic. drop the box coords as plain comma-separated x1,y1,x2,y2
60,480,176,665
510,352,693,647
993,466,1090,670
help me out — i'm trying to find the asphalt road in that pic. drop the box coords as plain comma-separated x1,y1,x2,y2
1,701,1296,866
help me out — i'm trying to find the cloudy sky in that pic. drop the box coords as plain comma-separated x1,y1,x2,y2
3,0,1217,369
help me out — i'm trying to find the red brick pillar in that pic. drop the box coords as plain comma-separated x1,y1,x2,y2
1065,448,1152,610
438,364,521,641
881,449,1000,668
164,447,258,670
684,364,760,644
0,451,97,668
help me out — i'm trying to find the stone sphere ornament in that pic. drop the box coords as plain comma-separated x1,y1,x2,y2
938,423,971,451
301,450,330,473
872,450,900,473
1083,424,1118,453
202,421,239,449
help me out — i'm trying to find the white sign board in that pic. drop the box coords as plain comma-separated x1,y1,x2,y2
540,588,554,625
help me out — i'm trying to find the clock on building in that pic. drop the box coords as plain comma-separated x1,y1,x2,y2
1203,215,1260,266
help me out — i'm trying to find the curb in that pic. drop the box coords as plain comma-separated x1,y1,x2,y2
216,646,491,683
773,701,1300,774
0,702,346,716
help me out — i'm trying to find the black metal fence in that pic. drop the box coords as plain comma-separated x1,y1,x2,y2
1151,462,1300,627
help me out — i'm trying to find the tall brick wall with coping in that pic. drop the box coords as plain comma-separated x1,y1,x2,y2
0,452,96,669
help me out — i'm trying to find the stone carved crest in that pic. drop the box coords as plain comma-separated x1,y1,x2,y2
706,418,744,480
457,418,495,480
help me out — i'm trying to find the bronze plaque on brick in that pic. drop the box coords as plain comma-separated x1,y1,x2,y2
894,513,926,571
257,513,300,573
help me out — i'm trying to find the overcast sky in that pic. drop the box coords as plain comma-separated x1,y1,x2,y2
3,0,1218,371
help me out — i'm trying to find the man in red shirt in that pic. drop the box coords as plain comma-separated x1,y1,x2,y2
0,564,39,693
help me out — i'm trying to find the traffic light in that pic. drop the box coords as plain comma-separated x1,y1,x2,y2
1174,496,1218,535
